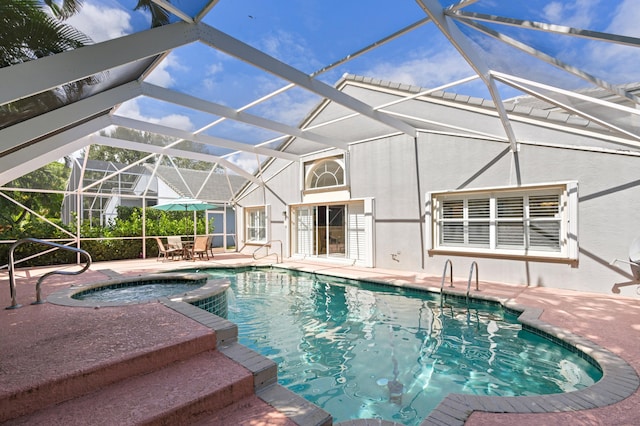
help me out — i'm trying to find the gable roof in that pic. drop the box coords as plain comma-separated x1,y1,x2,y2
150,164,247,202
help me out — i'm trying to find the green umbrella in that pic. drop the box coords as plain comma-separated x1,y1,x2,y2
152,198,217,238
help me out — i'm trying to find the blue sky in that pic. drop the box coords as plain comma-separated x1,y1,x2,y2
62,0,640,166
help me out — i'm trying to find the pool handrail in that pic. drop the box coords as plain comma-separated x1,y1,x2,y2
7,238,92,309
252,239,283,263
467,261,479,299
441,259,453,292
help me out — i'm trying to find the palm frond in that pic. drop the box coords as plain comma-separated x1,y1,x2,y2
43,0,83,20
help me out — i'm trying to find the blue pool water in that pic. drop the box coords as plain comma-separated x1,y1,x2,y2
74,282,203,303
203,268,601,425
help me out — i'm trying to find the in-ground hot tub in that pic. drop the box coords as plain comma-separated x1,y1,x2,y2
48,272,230,318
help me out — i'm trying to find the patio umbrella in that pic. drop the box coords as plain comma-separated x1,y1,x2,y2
152,198,217,238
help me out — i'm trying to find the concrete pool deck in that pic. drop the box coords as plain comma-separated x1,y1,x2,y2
2,253,640,425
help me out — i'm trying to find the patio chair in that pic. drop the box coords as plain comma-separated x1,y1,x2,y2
167,236,185,259
612,236,640,281
191,236,210,260
206,235,214,258
154,237,181,261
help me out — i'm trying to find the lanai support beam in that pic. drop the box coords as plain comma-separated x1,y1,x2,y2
89,134,261,184
0,116,112,186
0,81,142,158
140,82,349,150
109,115,300,162
414,0,519,152
195,22,418,138
0,22,198,107
455,16,640,104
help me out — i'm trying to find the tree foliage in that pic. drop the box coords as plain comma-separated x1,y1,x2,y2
0,0,90,67
94,127,223,171
0,0,95,129
43,0,83,20
0,161,70,231
0,204,215,266
134,0,170,28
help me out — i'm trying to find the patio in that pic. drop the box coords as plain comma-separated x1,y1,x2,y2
1,254,639,425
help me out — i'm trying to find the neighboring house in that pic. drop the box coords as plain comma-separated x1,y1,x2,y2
151,164,245,248
235,74,640,296
62,160,152,227
63,161,246,248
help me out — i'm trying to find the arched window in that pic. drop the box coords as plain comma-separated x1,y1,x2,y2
307,159,344,189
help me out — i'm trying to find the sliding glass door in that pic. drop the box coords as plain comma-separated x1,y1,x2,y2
294,204,346,257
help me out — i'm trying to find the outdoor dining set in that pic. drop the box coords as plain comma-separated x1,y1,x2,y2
154,235,214,261
150,198,218,262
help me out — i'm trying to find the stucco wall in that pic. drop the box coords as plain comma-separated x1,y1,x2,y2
236,127,640,296
236,159,300,255
352,131,640,296
233,74,640,296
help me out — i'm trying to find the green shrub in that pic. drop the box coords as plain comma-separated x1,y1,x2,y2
0,207,213,267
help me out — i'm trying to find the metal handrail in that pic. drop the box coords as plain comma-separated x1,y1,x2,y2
7,238,92,309
252,239,283,263
467,261,479,298
440,259,453,292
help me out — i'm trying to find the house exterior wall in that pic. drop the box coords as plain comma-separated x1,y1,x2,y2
232,76,640,296
349,135,425,269
411,132,640,295
236,160,301,255
236,127,640,296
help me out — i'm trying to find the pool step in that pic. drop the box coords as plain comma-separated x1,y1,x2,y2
5,349,255,425
1,329,217,423
191,394,298,425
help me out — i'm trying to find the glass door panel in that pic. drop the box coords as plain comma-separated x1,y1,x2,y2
327,205,345,257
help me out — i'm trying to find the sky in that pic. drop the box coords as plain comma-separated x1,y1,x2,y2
60,0,640,170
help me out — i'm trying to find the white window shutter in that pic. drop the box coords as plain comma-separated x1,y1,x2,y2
348,203,365,261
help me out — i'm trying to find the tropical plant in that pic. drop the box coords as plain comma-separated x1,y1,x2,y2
0,0,94,129
0,161,70,232
134,0,170,28
94,126,222,171
43,0,83,20
0,0,89,68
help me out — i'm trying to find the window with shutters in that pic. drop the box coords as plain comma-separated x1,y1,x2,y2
432,183,577,260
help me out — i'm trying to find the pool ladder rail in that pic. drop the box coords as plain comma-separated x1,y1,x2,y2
6,238,92,309
467,261,479,299
440,259,480,298
440,259,453,292
252,239,283,263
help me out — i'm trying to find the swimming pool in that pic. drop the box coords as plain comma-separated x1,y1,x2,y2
200,268,602,425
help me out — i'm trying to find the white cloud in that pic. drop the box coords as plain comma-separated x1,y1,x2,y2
362,50,473,88
245,76,320,125
542,2,564,22
115,99,195,132
201,62,224,92
145,53,188,88
224,152,260,174
579,0,640,82
208,63,224,76
66,2,132,43
606,0,640,37
158,114,196,131
542,0,601,28
260,91,319,125
259,30,320,71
